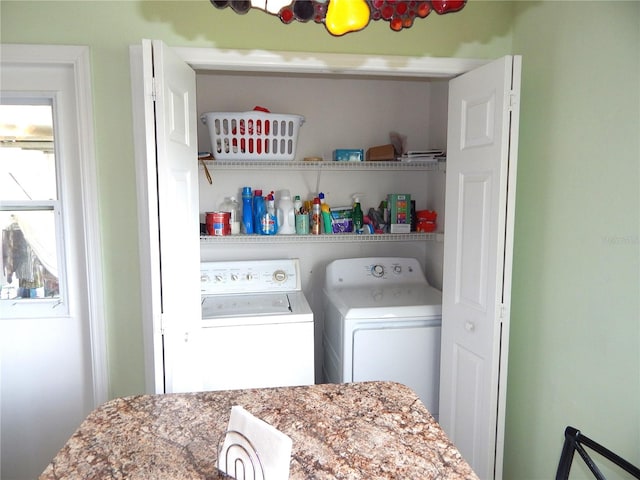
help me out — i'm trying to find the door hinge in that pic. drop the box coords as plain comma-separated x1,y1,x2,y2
151,77,158,102
145,75,158,102
508,91,518,110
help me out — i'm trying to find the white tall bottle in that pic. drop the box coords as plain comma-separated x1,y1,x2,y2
219,196,240,234
277,189,296,234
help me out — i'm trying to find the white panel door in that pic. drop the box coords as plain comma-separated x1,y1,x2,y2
440,56,521,480
142,40,202,393
1,46,105,478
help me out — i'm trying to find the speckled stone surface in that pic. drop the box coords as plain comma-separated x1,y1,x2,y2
40,381,478,479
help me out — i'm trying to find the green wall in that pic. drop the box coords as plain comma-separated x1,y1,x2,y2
2,1,638,478
0,0,513,399
505,1,640,478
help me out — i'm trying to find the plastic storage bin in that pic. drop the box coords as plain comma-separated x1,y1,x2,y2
201,111,305,160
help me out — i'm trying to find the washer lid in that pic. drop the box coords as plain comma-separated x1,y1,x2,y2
202,293,292,319
325,283,442,319
201,291,313,323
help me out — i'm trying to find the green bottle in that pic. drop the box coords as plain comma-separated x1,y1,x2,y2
352,195,363,234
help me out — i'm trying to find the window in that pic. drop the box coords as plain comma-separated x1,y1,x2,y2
1,101,67,315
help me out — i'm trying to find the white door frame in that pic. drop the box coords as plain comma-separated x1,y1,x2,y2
1,44,108,406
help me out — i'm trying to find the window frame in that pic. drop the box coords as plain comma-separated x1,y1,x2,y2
1,95,70,316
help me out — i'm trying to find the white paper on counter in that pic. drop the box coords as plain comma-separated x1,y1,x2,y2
217,405,292,480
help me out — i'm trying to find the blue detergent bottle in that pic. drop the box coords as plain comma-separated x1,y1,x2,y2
253,189,265,235
241,186,253,234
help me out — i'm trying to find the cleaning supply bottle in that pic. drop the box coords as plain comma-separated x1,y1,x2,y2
352,194,364,234
293,195,302,215
252,189,265,235
311,197,322,235
277,189,296,234
241,187,253,234
219,196,240,234
319,192,332,234
261,192,278,235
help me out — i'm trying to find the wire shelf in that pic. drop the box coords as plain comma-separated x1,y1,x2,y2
203,159,445,172
200,232,442,244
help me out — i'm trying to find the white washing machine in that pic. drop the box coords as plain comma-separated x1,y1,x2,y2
200,258,314,391
323,257,442,418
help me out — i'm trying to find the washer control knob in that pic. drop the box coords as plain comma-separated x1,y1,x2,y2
200,274,209,283
214,274,224,283
230,273,239,281
245,273,253,281
393,265,402,274
273,269,287,283
371,264,384,277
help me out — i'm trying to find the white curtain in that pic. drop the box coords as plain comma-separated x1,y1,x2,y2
13,211,58,277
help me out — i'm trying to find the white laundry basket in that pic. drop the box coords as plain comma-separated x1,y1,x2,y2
201,111,305,160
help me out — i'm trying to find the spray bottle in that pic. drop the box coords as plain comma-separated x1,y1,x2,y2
261,191,278,235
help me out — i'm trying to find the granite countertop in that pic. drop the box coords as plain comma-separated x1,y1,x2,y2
40,381,478,479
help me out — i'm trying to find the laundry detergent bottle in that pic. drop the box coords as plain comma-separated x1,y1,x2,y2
241,187,253,234
252,189,265,235
277,189,296,234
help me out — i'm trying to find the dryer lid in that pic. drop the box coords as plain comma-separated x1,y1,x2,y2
325,283,442,318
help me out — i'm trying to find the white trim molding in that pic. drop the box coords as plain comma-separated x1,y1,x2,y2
1,44,109,407
173,46,486,77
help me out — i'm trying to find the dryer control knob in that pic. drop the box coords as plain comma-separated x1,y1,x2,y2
372,264,384,277
273,270,287,282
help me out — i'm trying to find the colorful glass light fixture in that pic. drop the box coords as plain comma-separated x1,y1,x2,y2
210,0,467,36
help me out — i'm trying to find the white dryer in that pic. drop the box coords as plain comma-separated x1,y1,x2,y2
323,257,442,418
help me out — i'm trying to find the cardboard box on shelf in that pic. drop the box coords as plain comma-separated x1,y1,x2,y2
366,144,395,161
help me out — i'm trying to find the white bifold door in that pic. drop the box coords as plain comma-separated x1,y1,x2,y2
440,56,521,480
132,39,202,394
